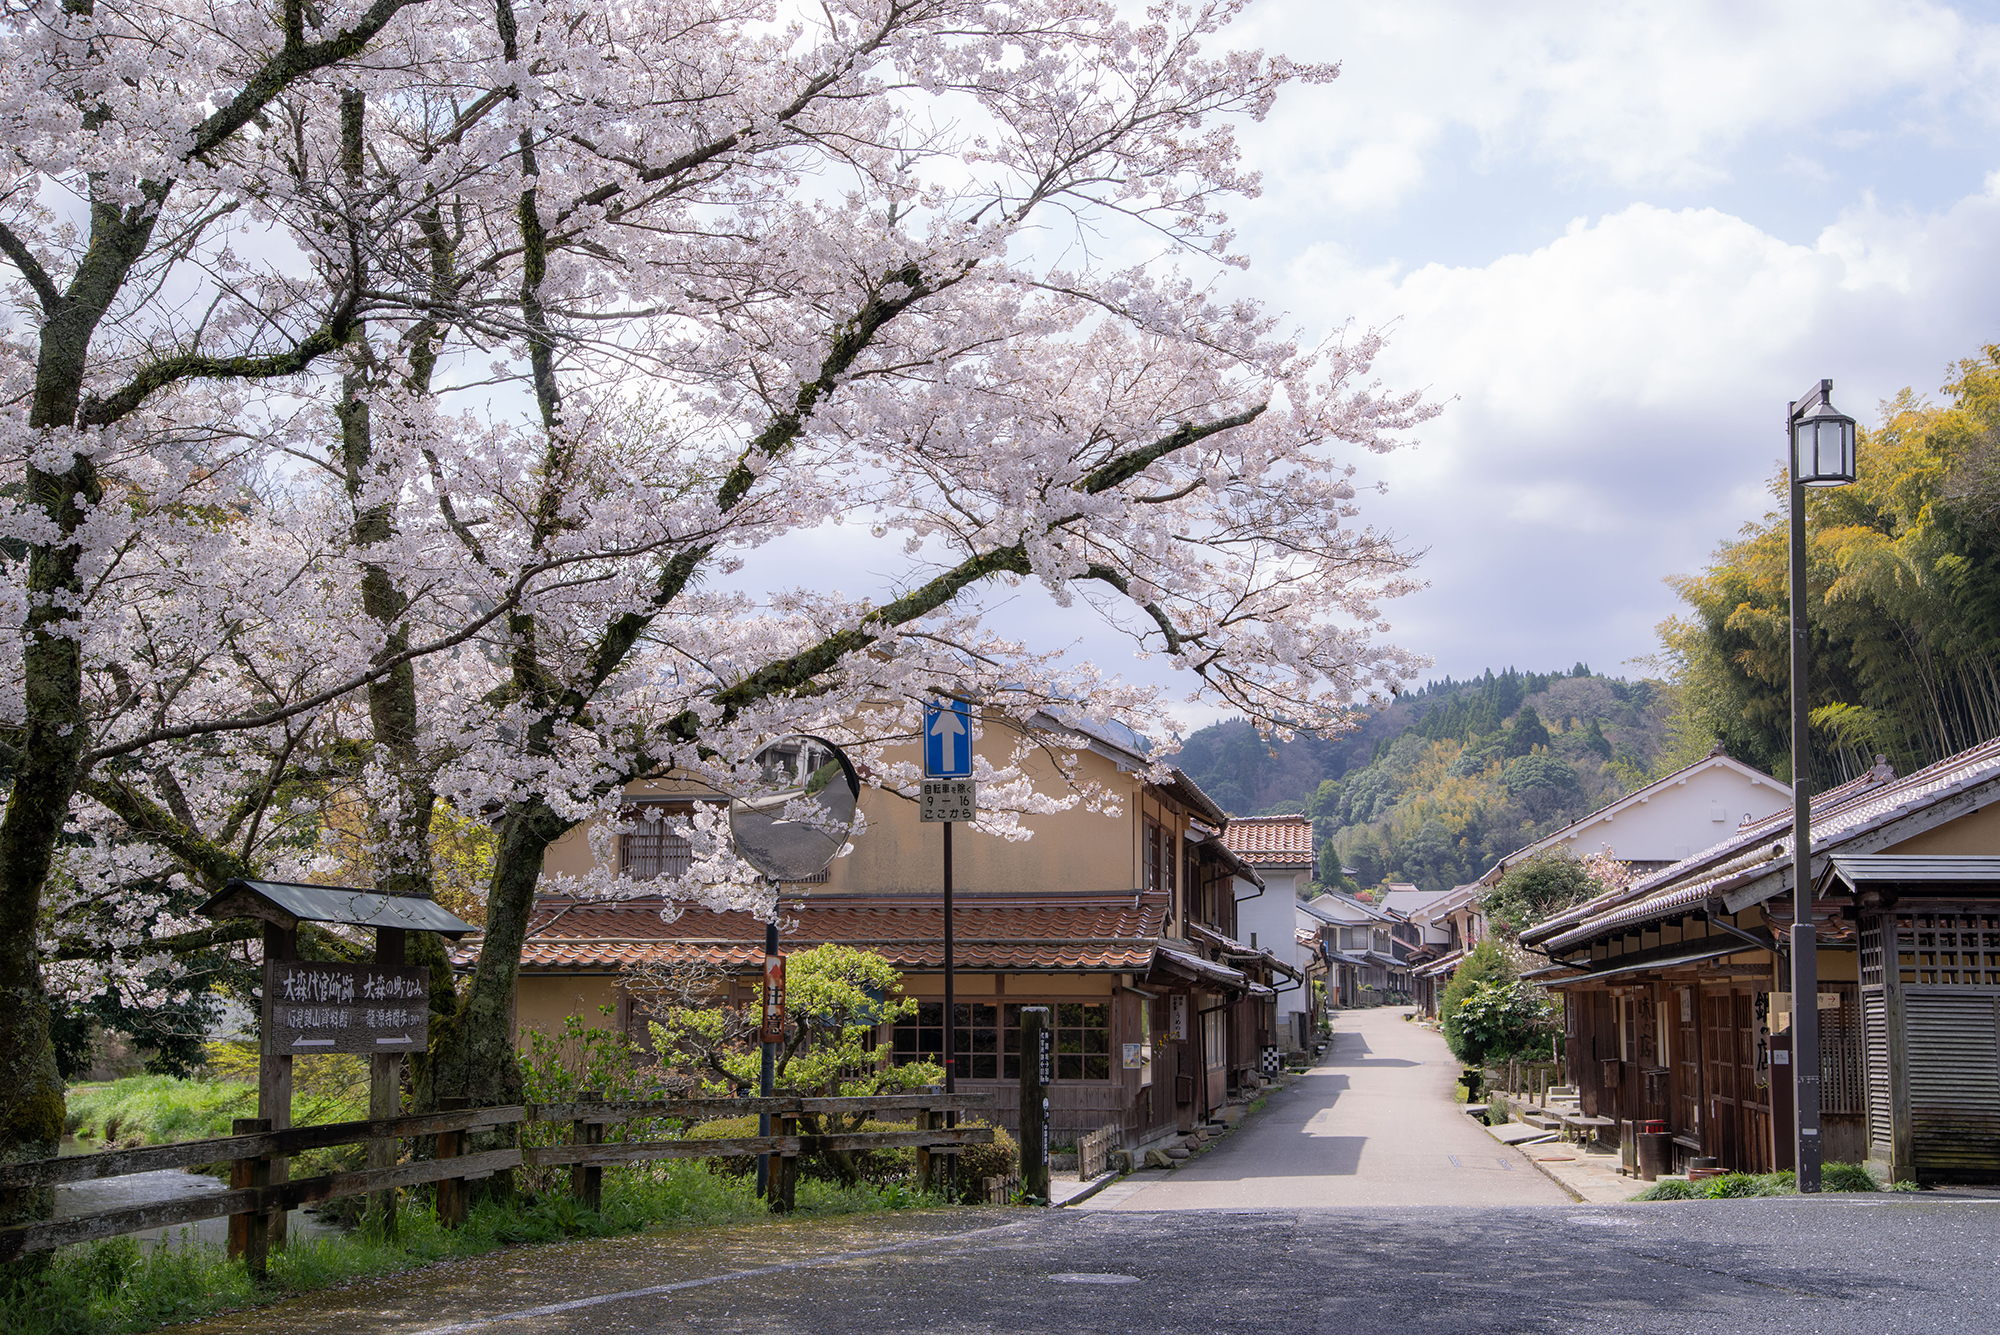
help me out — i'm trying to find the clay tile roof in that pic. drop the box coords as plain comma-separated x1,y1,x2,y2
1220,814,1316,866
475,892,1171,974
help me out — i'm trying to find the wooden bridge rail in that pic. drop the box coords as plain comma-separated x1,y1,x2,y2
0,1092,996,1272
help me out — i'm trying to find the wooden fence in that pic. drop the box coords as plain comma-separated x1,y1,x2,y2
1076,1124,1119,1181
0,1092,994,1276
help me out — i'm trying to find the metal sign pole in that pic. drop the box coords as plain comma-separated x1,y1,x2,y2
943,816,956,1200
757,905,779,1199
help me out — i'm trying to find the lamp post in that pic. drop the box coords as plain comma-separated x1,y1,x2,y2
1786,377,1857,1195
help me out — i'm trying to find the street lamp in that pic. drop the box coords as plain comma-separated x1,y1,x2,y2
1786,378,1856,1195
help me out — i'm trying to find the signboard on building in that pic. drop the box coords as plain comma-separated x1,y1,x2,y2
1169,994,1189,1041
262,960,428,1055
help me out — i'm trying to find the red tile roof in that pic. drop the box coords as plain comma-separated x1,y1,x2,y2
1220,814,1316,866
479,892,1170,974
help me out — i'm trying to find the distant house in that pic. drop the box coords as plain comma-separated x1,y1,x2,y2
1482,746,1791,879
1299,892,1411,1006
1223,814,1319,1049
1407,885,1487,1016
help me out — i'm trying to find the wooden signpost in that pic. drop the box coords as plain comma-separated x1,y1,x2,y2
1019,1006,1051,1204
198,878,474,1256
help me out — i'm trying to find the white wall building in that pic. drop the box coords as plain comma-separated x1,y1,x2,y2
1223,814,1318,1049
1492,745,1792,873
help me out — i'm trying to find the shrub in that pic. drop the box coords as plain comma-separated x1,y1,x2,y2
1445,980,1558,1066
954,1118,1017,1184
1630,1178,1703,1200
1821,1161,1880,1192
684,1115,764,1178
1438,940,1515,1061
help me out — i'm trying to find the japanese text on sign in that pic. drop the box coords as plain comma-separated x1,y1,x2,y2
263,960,430,1056
761,954,787,1043
919,779,977,823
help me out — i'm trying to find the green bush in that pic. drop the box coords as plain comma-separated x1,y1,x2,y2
1630,1178,1703,1200
684,1115,764,1178
1446,980,1557,1066
1438,941,1514,1062
1821,1161,1880,1192
954,1118,1017,1184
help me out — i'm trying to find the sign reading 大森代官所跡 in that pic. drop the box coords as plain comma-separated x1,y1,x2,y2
262,960,429,1055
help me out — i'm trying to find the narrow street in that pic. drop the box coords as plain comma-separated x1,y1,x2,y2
1081,1004,1569,1210
154,1009,2000,1335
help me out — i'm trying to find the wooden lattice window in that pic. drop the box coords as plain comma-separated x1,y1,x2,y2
1819,985,1864,1115
621,805,694,880
1893,909,2000,986
1858,916,1887,988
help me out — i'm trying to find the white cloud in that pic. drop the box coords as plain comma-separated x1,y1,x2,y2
1262,177,2000,678
1230,0,1998,211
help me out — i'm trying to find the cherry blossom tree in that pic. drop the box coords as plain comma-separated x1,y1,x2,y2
0,0,1440,1209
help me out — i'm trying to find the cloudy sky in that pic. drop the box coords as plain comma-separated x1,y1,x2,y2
1211,0,2000,693
733,1,2000,732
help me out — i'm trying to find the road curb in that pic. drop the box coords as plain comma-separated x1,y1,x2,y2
1056,1171,1125,1207
1483,1121,1585,1203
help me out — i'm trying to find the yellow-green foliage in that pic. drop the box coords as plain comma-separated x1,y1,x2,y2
1661,344,2000,781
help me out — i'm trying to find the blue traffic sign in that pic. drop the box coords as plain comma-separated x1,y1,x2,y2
923,699,973,778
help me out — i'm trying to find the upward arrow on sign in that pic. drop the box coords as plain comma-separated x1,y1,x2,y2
924,700,972,777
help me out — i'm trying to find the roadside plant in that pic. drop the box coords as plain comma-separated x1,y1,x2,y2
1482,850,1632,938
1443,979,1557,1067
644,945,943,1187
1437,939,1516,1062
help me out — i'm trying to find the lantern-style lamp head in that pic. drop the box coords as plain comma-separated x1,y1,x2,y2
1791,379,1857,487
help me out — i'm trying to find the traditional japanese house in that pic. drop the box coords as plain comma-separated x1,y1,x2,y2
480,712,1298,1154
1225,814,1320,1049
1521,739,2000,1182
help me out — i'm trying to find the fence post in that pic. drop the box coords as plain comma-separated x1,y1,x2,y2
227,1117,273,1280
774,1112,798,1214
570,1090,604,1213
914,1099,934,1195
436,1096,468,1228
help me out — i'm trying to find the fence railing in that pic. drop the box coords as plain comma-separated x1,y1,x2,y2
0,1092,995,1275
1076,1125,1119,1181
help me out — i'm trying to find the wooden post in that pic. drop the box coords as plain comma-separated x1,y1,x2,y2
571,1090,604,1212
436,1096,468,1227
259,923,295,1251
366,927,406,1237
774,1113,798,1214
226,1117,272,1280
914,1098,934,1195
1019,1006,1050,1204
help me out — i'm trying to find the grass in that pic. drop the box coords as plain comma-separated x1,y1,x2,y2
1629,1162,1883,1201
65,1067,369,1150
3,1161,953,1335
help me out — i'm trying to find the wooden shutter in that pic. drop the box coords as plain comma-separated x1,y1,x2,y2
1905,990,2000,1177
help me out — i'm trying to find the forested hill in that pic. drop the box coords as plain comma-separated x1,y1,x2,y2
1172,666,1671,895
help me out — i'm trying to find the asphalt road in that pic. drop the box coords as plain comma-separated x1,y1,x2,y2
1085,1004,1569,1209
188,1197,2000,1335
176,1009,2000,1335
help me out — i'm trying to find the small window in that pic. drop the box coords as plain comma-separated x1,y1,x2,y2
621,806,694,880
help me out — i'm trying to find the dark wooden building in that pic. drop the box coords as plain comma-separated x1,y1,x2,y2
1522,740,2000,1183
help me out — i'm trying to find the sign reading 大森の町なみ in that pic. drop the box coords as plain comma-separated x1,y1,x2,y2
262,959,429,1055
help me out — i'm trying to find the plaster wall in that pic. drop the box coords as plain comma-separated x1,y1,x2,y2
1553,766,1789,862
540,731,1155,897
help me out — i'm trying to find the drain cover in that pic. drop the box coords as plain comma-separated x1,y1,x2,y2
1048,1273,1141,1285
1446,1155,1515,1171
